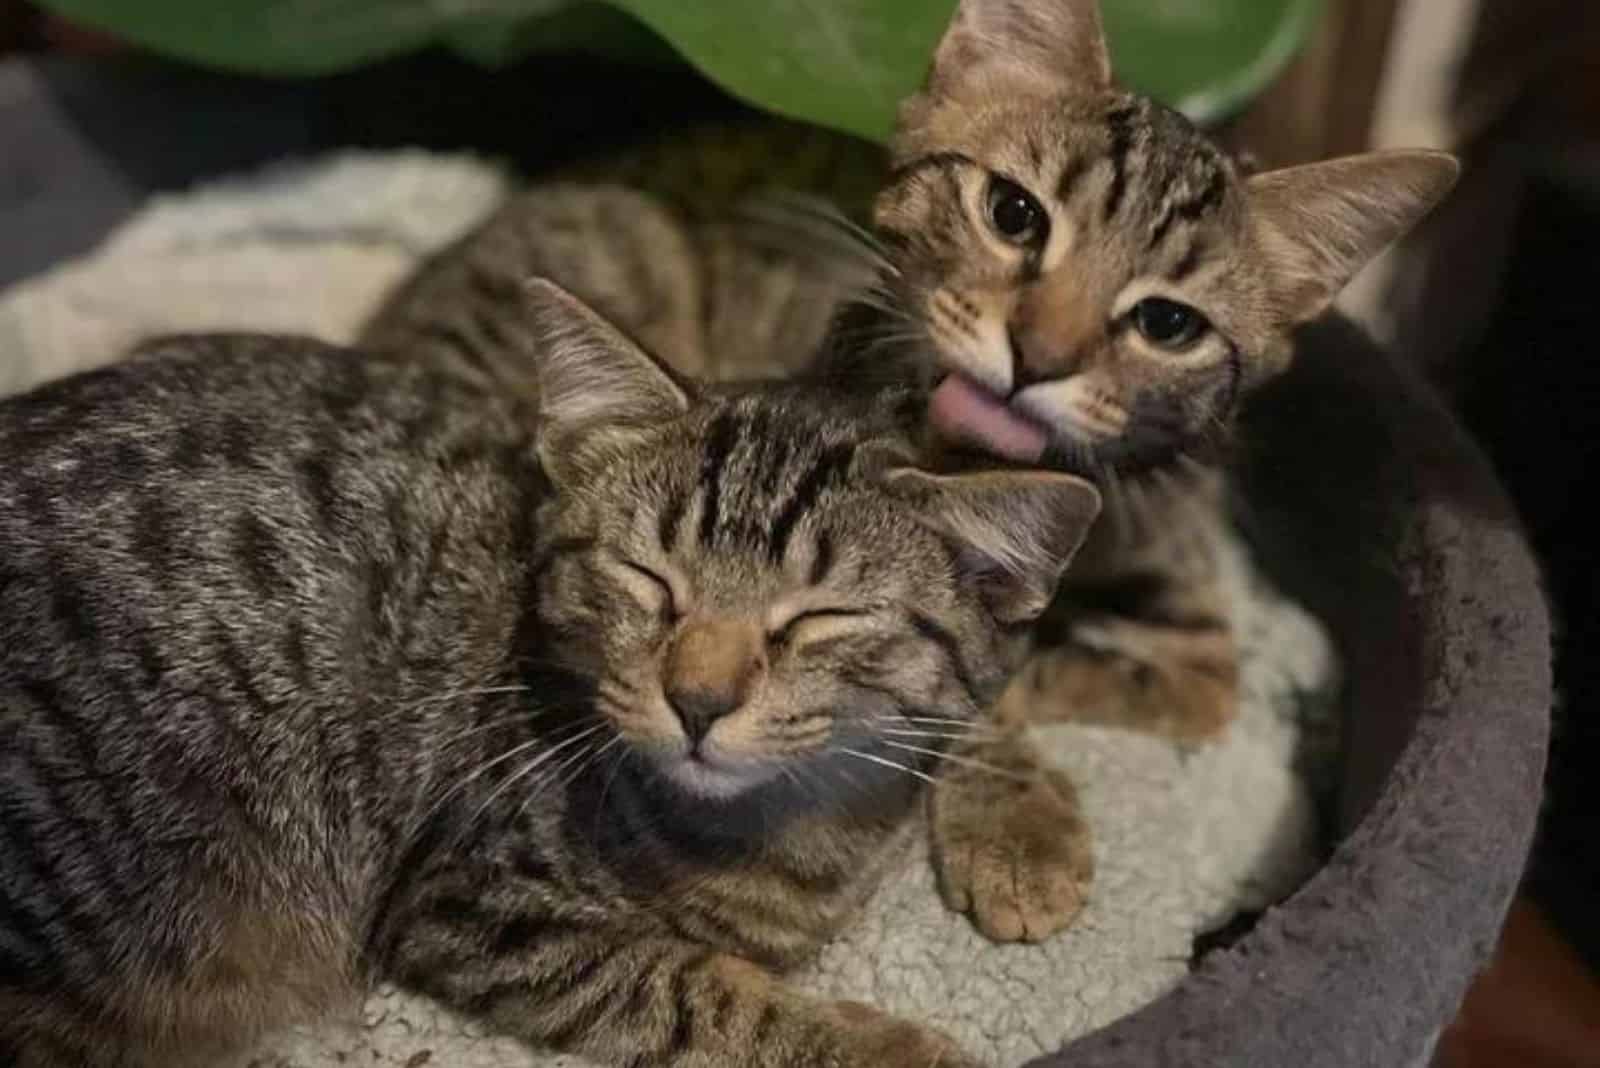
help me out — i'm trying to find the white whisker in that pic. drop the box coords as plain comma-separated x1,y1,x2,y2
462,722,608,834
882,740,1032,783
877,726,989,742
837,747,936,785
409,716,597,837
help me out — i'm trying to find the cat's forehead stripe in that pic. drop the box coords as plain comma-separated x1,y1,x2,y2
765,441,855,563
1102,102,1140,222
682,399,861,558
1147,165,1226,252
694,408,741,548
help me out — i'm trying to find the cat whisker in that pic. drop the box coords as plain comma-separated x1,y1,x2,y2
515,731,622,821
588,740,634,843
877,726,991,742
409,684,530,708
881,740,1034,783
897,713,984,728
734,208,894,281
836,747,936,785
432,701,600,750
460,722,609,836
762,189,890,258
879,715,1000,738
410,716,599,837
735,191,895,273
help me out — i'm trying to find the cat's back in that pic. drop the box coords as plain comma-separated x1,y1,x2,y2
0,330,541,734
0,334,548,1063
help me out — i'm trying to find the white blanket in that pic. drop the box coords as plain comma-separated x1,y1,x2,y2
0,152,1340,1068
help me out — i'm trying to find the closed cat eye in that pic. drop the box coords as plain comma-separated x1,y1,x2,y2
1130,297,1209,350
620,561,678,619
985,177,1048,246
769,608,867,647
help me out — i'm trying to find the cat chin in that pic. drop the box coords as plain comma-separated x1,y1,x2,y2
657,754,780,802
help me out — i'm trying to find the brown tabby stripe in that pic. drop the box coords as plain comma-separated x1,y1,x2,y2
0,793,109,974
233,512,287,598
766,442,855,564
1054,154,1091,204
1103,104,1139,221
759,429,794,497
657,492,689,552
1147,165,1226,250
806,528,835,585
1167,238,1207,282
696,411,742,547
8,689,133,911
20,676,139,857
415,320,496,375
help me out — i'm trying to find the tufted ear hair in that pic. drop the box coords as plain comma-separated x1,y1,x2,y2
920,0,1112,107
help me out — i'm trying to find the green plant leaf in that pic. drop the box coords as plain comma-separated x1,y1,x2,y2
35,0,1322,138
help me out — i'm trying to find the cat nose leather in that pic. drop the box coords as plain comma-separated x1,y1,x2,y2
1011,321,1092,386
1012,276,1101,384
664,619,762,744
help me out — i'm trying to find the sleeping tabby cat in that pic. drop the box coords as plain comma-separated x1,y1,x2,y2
360,0,1456,946
0,281,1098,1067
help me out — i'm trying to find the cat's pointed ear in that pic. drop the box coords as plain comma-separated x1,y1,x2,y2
925,0,1112,98
1248,150,1460,325
877,458,1102,624
525,278,692,470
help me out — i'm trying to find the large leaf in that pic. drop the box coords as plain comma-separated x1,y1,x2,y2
36,0,1321,139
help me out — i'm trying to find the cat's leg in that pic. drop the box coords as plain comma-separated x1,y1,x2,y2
928,729,1094,943
1018,470,1240,745
384,894,985,1068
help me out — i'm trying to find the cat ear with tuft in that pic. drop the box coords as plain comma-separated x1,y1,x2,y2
874,454,1103,624
1247,149,1461,325
921,0,1112,101
523,278,693,483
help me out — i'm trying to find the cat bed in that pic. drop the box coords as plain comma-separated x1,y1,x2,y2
0,152,1547,1068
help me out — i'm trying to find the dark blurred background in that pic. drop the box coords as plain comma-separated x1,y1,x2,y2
2,0,1599,1063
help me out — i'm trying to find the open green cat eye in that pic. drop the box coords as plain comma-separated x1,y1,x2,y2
1130,297,1208,350
986,178,1048,247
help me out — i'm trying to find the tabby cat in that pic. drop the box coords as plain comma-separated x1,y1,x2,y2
0,281,1099,1067
360,0,1457,946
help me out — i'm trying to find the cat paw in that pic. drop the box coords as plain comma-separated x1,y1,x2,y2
830,1002,986,1068
930,764,1093,943
1019,637,1238,745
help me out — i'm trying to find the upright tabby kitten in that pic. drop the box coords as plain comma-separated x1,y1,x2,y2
808,0,1457,942
0,282,1097,1067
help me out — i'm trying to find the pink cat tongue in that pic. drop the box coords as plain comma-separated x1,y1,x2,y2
928,376,1048,463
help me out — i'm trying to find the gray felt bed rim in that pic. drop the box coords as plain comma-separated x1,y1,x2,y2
1030,313,1551,1067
